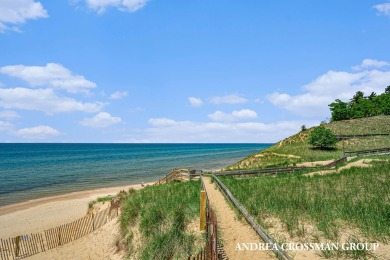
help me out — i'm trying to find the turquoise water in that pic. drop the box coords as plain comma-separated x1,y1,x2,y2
0,143,271,207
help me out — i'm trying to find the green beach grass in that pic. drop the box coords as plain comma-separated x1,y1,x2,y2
219,159,390,243
120,181,204,260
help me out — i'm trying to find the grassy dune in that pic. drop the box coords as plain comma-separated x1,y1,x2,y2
227,115,390,170
220,159,390,243
120,181,204,260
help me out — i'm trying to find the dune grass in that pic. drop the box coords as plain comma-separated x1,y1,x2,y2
220,159,390,243
88,194,116,209
325,115,390,135
227,115,390,170
120,181,204,260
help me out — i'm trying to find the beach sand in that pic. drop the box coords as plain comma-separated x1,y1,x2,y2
0,182,154,259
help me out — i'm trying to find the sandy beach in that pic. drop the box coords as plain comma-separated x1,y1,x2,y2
0,182,153,239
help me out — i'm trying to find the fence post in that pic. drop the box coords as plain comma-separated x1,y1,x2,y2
58,227,61,246
92,214,95,231
200,191,206,231
15,236,20,257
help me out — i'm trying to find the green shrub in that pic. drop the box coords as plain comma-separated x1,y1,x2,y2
309,126,337,149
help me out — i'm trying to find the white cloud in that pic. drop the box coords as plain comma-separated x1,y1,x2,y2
352,59,390,70
14,125,60,139
208,109,257,122
125,118,318,143
0,87,104,114
208,111,234,122
374,3,390,17
188,97,203,107
210,94,247,105
0,110,20,119
232,109,257,120
0,0,48,32
84,0,147,14
268,60,390,117
0,63,96,94
80,112,122,127
0,120,13,132
148,117,176,127
110,91,128,100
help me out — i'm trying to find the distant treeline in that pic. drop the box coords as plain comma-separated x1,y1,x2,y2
329,86,390,121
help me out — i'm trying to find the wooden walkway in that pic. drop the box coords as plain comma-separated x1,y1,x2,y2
202,177,275,260
154,169,201,185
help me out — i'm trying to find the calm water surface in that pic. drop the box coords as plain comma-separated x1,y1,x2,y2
0,143,271,207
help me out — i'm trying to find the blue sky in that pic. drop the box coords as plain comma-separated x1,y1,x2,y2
1,0,390,142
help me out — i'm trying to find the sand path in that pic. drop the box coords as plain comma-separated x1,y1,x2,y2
202,177,275,260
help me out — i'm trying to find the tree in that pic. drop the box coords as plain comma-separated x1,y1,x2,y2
368,92,377,100
309,126,337,149
301,125,307,131
385,85,390,94
351,91,364,104
329,99,350,121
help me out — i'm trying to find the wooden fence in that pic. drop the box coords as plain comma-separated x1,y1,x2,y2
214,156,351,177
344,147,390,157
0,204,119,260
324,156,347,168
214,166,313,177
212,175,291,260
154,168,202,185
188,177,219,260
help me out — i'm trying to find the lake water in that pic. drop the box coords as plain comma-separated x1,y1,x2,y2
0,143,271,207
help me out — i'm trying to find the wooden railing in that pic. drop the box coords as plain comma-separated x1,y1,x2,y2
213,175,291,260
214,166,313,177
154,169,195,185
344,147,390,157
188,177,219,260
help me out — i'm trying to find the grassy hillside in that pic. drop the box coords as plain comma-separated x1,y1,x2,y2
119,181,204,260
227,115,390,170
219,159,390,258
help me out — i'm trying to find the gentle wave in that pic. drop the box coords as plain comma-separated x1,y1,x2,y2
0,143,271,206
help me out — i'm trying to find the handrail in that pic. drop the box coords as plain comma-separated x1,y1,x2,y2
213,175,291,260
154,168,191,185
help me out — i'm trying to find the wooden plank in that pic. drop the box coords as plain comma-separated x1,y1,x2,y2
5,239,13,260
200,191,206,231
0,239,8,260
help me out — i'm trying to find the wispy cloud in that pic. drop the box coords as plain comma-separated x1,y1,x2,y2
208,109,257,122
0,110,20,120
0,63,96,94
210,94,247,105
0,87,104,114
148,117,176,127
373,2,390,17
0,120,13,132
13,125,60,139
268,59,390,117
80,112,122,127
188,97,203,107
110,91,128,100
352,58,389,70
124,118,318,143
82,0,148,14
0,0,48,33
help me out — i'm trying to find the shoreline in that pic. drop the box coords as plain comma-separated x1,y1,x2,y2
0,181,154,216
0,181,154,238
